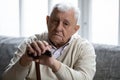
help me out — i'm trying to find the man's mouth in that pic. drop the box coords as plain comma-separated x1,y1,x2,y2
53,33,62,37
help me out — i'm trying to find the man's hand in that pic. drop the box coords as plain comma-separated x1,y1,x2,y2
19,40,61,72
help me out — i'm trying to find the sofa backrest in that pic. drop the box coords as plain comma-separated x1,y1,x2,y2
93,44,120,80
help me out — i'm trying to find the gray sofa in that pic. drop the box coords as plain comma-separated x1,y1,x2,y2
0,36,120,80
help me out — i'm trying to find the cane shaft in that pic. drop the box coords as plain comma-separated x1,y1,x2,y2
35,62,41,80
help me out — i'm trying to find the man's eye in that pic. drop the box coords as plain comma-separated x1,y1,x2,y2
63,22,69,26
53,20,58,24
54,20,58,22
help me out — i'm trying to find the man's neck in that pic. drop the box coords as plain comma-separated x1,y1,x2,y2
48,38,71,49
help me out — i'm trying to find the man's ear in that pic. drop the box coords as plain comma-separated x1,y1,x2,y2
74,25,80,32
46,16,49,25
72,25,80,35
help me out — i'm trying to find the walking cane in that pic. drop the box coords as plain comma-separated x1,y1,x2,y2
28,50,52,80
35,62,41,80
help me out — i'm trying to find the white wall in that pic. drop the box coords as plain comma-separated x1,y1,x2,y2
20,0,48,37
118,0,120,45
0,0,19,37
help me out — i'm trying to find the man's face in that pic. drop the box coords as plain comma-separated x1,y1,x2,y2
47,9,79,48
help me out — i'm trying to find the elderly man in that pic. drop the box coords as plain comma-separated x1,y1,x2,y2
3,2,96,80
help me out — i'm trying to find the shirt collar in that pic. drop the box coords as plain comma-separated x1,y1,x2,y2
48,36,73,49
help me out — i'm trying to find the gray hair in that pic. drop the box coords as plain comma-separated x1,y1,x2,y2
49,2,80,24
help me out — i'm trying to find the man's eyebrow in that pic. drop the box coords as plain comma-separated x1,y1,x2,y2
64,19,71,24
50,16,58,20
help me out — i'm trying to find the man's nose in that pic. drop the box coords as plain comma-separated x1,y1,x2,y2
56,22,63,31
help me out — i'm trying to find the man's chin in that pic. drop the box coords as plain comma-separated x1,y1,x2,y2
52,35,62,40
51,37,62,43
52,38,62,43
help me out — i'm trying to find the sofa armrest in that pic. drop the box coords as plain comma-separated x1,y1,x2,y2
0,36,25,80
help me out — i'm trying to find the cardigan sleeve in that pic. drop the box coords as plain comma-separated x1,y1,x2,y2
2,33,47,80
2,60,31,80
2,36,36,80
55,42,96,80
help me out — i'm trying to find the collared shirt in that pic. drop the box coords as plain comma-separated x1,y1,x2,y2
48,37,73,58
